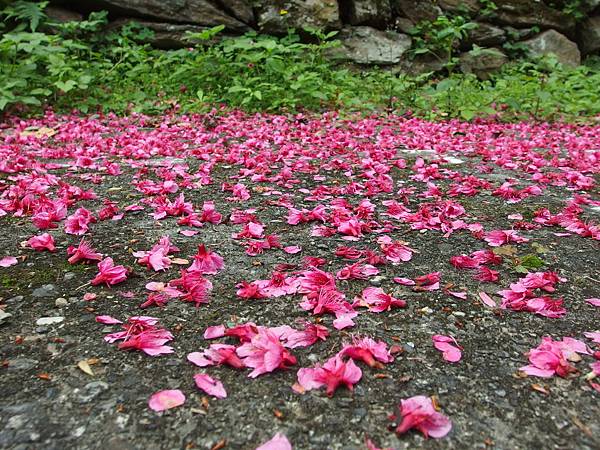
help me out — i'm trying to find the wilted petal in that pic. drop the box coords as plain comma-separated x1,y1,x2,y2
148,389,185,411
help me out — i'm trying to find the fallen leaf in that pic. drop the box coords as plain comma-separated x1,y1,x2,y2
531,383,549,395
77,360,94,376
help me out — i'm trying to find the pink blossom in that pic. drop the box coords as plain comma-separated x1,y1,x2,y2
194,373,227,398
339,336,393,367
336,262,379,280
432,335,462,363
188,244,224,274
296,355,362,396
484,229,529,247
390,395,452,438
169,270,212,306
354,287,406,313
133,236,179,271
256,433,292,450
67,239,102,264
282,321,329,349
236,327,297,378
148,389,185,412
65,207,95,235
91,257,128,286
187,344,244,368
26,233,56,252
378,235,413,263
520,336,590,378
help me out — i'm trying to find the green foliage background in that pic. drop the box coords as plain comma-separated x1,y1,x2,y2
1,1,600,121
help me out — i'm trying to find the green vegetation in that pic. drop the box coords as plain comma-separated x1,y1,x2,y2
1,1,599,121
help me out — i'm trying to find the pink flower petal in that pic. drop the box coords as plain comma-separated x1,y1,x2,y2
148,389,186,411
256,432,292,450
585,298,600,307
478,291,496,308
283,245,302,254
180,229,199,236
0,256,18,267
193,373,227,399
95,315,122,324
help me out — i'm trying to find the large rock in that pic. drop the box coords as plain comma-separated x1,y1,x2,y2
390,0,442,24
339,0,393,28
459,47,508,79
523,30,581,66
84,0,250,32
256,1,341,35
331,26,412,65
490,0,575,34
218,0,254,25
466,22,506,47
109,19,228,48
578,16,600,55
438,0,480,14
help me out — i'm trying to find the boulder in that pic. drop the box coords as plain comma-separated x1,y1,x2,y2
438,0,480,14
45,6,83,23
490,0,575,34
331,26,412,65
466,22,506,47
83,0,250,32
339,0,393,28
459,47,508,79
578,16,600,55
218,0,255,25
256,1,341,35
522,30,581,66
390,0,442,24
109,19,227,48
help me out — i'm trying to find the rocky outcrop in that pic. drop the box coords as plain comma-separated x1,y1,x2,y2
522,30,581,66
331,26,412,65
48,0,600,68
490,0,575,34
256,1,341,35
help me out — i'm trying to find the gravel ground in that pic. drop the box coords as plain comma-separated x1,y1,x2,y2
0,112,599,450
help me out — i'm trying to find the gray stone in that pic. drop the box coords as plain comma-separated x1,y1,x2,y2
523,30,581,67
467,22,507,47
6,295,23,304
63,272,75,281
32,284,56,298
45,6,83,23
579,16,600,55
0,309,11,324
7,358,38,371
55,297,68,307
460,47,508,79
35,316,64,326
340,0,393,28
332,26,412,65
257,0,341,35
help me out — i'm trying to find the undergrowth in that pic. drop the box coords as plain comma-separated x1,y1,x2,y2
1,1,600,121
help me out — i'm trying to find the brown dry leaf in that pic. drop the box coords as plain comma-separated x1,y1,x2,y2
77,360,94,376
21,127,56,138
210,439,227,450
37,373,51,380
171,258,189,265
531,383,549,395
273,409,284,419
374,373,391,379
431,395,441,411
571,416,592,437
